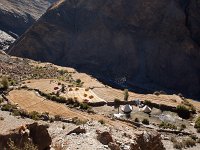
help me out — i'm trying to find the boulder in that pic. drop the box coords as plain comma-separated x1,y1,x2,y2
131,131,165,150
0,122,51,150
108,142,120,150
67,126,86,135
97,131,113,145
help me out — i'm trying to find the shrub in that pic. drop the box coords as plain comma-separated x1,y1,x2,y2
190,135,198,141
98,119,105,125
0,98,3,103
142,118,149,125
76,79,81,84
1,104,17,111
134,118,140,122
124,89,129,101
54,115,61,121
180,124,186,131
144,100,152,106
62,124,66,130
58,69,68,75
8,139,38,150
182,138,196,148
159,122,177,130
80,103,91,110
176,105,190,119
1,76,9,90
114,99,121,114
89,95,94,99
29,111,40,120
153,91,160,96
72,117,87,125
195,116,200,129
12,109,20,116
85,88,89,91
173,141,183,149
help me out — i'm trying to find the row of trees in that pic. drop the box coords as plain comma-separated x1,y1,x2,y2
114,89,129,113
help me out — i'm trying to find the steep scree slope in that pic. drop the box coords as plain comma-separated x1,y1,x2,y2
8,0,200,98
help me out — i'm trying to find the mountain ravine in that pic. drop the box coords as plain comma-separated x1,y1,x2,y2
8,0,200,99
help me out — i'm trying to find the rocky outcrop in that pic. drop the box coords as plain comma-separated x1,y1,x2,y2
0,122,52,150
97,131,113,145
8,0,200,98
67,126,86,135
0,0,57,36
131,131,165,150
0,30,15,50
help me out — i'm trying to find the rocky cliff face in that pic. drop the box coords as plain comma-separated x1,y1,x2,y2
0,123,52,150
8,0,200,98
0,30,15,50
0,0,57,36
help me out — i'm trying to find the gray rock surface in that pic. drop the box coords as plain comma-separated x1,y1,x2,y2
0,30,15,50
8,0,200,98
0,0,57,36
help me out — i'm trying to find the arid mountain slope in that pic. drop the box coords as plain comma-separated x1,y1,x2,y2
8,0,200,98
0,0,57,36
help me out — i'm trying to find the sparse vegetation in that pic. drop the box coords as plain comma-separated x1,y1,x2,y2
159,122,177,130
8,139,38,150
89,95,94,99
142,118,149,125
72,117,87,125
79,103,91,110
194,116,200,132
171,137,196,149
134,118,140,122
1,76,9,90
29,111,40,120
55,115,62,121
98,119,105,125
180,124,186,131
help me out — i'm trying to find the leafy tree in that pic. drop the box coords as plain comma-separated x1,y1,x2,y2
1,76,9,90
114,99,121,114
124,89,129,101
